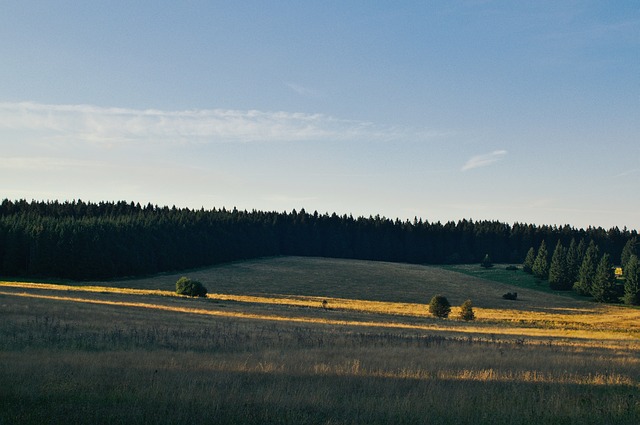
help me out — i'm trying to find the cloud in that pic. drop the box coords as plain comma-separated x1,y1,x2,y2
285,82,324,98
0,156,101,170
0,101,440,146
461,150,507,171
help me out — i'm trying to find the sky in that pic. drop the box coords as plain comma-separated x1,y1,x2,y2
1,1,638,230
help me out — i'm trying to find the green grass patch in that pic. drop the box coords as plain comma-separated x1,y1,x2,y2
439,264,588,300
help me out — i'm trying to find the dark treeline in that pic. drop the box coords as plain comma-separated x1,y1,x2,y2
0,199,637,281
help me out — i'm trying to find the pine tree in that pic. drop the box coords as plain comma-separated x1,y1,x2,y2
574,241,599,296
576,238,587,265
549,240,570,290
480,253,493,268
522,247,536,274
591,253,617,303
532,240,549,280
623,255,640,305
565,238,580,285
459,300,475,321
620,238,638,270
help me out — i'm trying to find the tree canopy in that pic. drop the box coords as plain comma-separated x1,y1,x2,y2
0,199,636,281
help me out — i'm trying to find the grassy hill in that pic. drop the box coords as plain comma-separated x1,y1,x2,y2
103,256,586,309
1,256,639,424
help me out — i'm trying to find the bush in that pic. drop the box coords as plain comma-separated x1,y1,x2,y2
176,276,208,297
505,265,518,271
459,300,475,321
502,292,517,300
480,254,493,268
429,295,451,318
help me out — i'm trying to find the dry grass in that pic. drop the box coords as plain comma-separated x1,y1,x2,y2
2,268,639,344
1,257,639,424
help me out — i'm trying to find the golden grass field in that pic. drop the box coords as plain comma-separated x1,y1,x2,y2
1,256,639,424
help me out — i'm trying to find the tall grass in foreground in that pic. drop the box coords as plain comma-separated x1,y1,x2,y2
1,294,639,425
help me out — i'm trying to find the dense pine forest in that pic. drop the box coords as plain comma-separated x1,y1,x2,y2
0,199,637,282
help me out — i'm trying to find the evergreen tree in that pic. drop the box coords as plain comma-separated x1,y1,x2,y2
522,247,536,274
459,300,475,321
620,237,638,270
591,253,617,303
532,240,549,280
0,198,636,282
576,238,587,265
623,255,640,305
574,241,599,296
565,238,580,285
549,240,570,290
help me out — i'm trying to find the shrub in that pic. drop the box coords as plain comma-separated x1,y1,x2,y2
459,300,475,321
502,292,517,300
175,276,208,297
480,254,493,268
505,265,518,271
429,295,451,318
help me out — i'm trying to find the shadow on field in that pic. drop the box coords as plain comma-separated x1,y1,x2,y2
2,360,638,425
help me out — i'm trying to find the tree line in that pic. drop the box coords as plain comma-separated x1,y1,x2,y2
522,237,640,304
0,199,637,283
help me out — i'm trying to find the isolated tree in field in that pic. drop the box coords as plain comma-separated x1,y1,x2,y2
175,276,208,297
623,255,640,305
574,241,599,296
522,247,536,274
429,295,451,318
620,237,638,270
591,254,617,303
532,240,549,280
458,299,475,321
549,240,571,290
480,254,493,268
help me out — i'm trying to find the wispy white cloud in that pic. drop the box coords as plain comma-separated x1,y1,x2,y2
0,101,434,146
461,150,507,171
285,82,324,98
0,156,102,170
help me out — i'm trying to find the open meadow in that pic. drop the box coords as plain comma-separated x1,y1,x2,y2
1,257,639,424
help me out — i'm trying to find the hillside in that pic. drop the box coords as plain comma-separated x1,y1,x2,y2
81,256,638,341
102,256,596,309
2,256,639,424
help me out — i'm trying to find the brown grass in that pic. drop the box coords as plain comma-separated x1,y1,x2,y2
2,266,639,344
1,257,639,424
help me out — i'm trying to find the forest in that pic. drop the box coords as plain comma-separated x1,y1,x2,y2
0,199,637,283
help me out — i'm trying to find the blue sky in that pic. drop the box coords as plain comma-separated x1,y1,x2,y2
1,1,638,230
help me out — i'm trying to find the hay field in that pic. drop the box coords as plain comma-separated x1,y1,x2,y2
1,256,639,424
